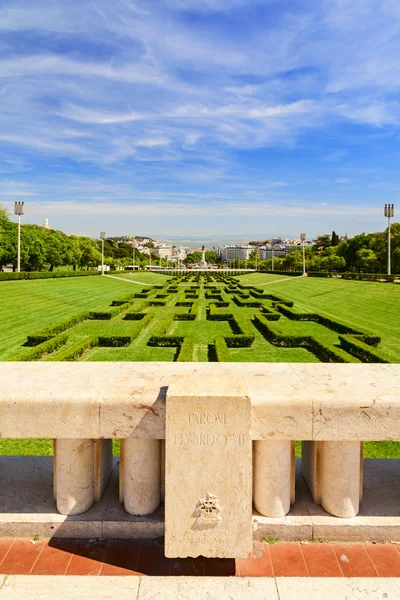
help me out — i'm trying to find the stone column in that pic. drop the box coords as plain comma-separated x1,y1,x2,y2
123,438,161,516
94,439,113,502
320,441,362,518
253,440,293,517
160,440,165,503
54,439,94,516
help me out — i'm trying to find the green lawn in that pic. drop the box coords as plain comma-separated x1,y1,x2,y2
1,271,399,457
0,276,142,360
236,273,400,362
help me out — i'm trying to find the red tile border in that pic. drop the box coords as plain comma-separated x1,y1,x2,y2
333,543,378,577
32,539,77,575
2,539,400,577
364,543,400,577
0,540,45,575
300,543,343,577
269,542,309,577
66,539,109,576
236,542,273,577
0,540,15,567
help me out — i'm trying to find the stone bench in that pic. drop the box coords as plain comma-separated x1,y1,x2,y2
0,363,399,556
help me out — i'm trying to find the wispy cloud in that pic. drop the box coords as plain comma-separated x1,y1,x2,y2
0,0,399,234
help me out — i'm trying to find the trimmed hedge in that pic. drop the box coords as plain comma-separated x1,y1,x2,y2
174,313,196,321
225,335,254,347
275,304,362,335
123,312,146,320
253,314,359,363
98,336,132,347
339,335,390,363
215,335,230,361
0,270,100,282
148,335,184,347
89,304,127,320
8,334,68,361
48,336,98,361
26,311,90,345
147,301,167,307
111,293,137,306
176,337,194,361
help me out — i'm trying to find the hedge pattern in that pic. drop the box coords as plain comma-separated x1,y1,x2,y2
12,272,392,363
0,270,101,281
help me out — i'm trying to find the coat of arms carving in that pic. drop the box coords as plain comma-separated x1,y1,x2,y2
196,493,221,525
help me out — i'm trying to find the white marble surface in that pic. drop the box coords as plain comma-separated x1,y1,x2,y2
1,362,400,440
165,374,252,558
1,576,400,600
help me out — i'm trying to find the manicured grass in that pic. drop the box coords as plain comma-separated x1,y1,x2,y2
0,276,142,360
237,274,400,362
0,438,396,458
233,272,299,285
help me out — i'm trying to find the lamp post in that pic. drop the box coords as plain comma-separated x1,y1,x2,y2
14,202,24,273
384,204,395,275
100,232,106,275
132,246,135,271
300,233,306,275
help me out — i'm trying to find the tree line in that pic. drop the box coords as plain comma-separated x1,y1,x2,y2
0,206,157,271
1,204,398,273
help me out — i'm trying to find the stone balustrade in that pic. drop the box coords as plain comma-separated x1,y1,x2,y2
0,363,399,556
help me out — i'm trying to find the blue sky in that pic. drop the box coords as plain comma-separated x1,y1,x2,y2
0,0,399,239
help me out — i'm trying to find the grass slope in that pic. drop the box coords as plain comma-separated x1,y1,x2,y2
236,274,400,362
0,276,142,360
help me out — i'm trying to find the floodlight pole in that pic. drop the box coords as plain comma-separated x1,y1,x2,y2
300,233,306,275
271,243,274,271
133,247,135,270
100,232,106,275
384,204,395,275
14,202,24,273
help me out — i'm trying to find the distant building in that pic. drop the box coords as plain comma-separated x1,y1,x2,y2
155,246,173,260
259,245,290,259
219,246,252,262
43,218,50,230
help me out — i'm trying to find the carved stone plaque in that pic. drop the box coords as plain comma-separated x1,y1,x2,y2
165,373,252,558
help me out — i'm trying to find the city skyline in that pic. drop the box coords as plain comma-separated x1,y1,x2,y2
0,0,399,236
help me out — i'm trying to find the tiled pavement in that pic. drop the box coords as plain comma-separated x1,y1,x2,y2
1,538,400,577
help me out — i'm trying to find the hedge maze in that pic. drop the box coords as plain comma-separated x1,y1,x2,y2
9,274,391,363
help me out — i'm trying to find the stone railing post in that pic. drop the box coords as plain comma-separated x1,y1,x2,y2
253,440,295,517
121,438,161,516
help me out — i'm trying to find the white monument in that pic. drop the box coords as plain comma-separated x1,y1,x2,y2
43,218,50,230
199,245,208,269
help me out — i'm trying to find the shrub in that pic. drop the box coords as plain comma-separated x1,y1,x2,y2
8,334,68,361
176,337,194,361
176,301,194,307
0,270,100,282
253,314,359,363
225,335,254,347
215,335,230,361
123,312,146,320
147,301,167,306
148,335,184,347
275,304,362,335
174,313,196,321
26,311,90,345
339,335,390,363
111,293,136,305
48,336,98,361
98,336,132,347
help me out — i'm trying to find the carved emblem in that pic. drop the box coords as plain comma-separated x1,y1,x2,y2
196,493,221,525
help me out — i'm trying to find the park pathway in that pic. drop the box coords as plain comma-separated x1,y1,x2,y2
104,274,153,285
250,275,304,287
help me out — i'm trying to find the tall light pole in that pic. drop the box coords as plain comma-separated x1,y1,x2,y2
100,232,106,275
149,250,152,271
271,242,274,271
255,248,258,271
132,246,135,271
384,204,395,275
300,233,306,275
14,202,24,273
